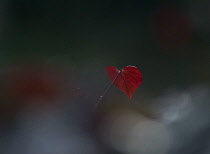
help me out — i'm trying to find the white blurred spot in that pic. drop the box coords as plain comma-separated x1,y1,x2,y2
151,91,192,123
100,110,171,154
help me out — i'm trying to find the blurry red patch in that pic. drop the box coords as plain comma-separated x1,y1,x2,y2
151,5,192,50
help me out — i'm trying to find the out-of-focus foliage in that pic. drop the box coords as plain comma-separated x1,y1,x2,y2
0,0,209,154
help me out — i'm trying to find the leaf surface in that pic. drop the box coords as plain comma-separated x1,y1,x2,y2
106,66,142,98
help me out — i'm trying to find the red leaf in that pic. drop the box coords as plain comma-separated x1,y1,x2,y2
106,66,142,98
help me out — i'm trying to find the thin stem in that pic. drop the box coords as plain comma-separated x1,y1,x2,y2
96,71,121,108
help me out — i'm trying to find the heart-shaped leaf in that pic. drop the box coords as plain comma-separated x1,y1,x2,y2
106,66,142,98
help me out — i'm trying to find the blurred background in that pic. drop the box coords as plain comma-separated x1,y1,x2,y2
0,0,210,154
